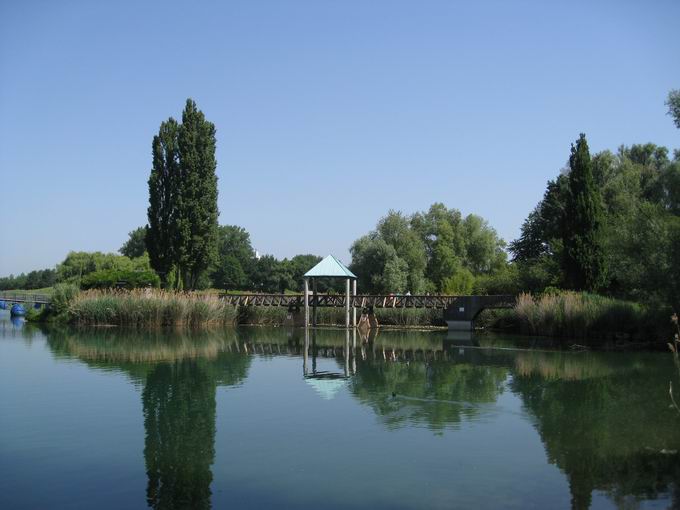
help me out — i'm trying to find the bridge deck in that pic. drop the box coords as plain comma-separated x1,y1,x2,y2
221,293,515,309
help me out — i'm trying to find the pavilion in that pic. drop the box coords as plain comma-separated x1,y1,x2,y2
303,255,357,329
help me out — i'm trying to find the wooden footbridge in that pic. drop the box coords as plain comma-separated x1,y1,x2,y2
222,293,515,331
0,293,51,305
221,293,513,310
0,291,515,331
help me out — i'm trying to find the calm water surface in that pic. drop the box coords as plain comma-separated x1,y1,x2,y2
1,314,679,509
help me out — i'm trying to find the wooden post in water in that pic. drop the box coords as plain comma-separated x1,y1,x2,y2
303,327,309,376
344,328,350,377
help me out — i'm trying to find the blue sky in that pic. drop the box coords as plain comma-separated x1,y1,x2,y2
1,0,678,275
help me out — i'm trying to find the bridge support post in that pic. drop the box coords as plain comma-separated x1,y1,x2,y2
442,295,515,331
443,296,477,331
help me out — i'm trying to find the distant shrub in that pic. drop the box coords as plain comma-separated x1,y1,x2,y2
441,268,475,295
81,269,160,290
473,267,522,295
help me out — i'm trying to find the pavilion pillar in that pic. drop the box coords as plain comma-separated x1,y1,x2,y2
344,328,350,376
304,278,309,328
345,278,350,328
352,279,357,328
312,278,318,327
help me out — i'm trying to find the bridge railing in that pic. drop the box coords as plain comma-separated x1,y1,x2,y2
220,293,515,309
0,293,52,304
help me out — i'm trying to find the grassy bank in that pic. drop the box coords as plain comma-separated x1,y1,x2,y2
23,287,670,343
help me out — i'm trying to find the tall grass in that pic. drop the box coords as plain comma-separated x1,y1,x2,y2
70,289,238,328
513,291,662,340
374,308,444,327
236,306,290,325
56,288,449,328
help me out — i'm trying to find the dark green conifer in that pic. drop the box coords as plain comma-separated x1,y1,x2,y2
562,134,606,291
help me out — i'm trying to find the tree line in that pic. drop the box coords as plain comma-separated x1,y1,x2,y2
0,269,57,291
3,92,679,309
510,132,680,309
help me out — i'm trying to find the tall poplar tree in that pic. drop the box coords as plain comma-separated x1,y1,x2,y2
146,99,219,289
147,118,180,287
176,99,219,289
562,134,606,291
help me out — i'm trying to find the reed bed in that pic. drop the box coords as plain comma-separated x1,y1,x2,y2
374,308,444,327
236,306,290,325
64,290,447,329
513,291,657,340
70,289,238,328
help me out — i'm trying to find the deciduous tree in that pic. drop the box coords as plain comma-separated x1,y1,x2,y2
146,99,219,289
119,227,147,258
147,118,180,287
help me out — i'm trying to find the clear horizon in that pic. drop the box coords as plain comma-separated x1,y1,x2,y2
1,0,679,275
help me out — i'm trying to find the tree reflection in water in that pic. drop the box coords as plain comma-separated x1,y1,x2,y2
143,361,215,510
40,325,680,510
511,353,680,510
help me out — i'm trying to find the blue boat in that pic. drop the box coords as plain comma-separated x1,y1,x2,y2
0,300,6,310
10,304,26,317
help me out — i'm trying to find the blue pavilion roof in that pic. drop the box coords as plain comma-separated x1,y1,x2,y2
304,254,356,279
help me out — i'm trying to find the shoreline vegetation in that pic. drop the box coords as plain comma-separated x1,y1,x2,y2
3,96,680,352
9,286,671,346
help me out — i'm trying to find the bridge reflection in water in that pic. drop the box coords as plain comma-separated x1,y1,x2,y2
37,325,680,510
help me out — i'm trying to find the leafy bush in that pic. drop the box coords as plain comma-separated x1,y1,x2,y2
50,283,80,315
56,251,153,283
81,269,160,290
473,265,522,295
442,268,475,294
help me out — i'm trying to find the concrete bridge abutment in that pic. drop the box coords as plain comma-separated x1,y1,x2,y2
443,295,515,331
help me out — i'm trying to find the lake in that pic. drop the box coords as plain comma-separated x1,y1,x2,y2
1,314,678,509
